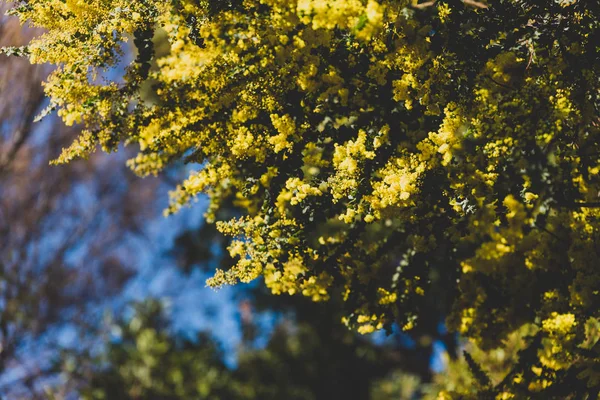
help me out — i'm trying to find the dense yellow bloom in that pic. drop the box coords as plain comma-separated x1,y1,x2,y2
7,0,600,396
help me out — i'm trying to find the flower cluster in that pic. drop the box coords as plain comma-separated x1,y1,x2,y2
7,0,600,396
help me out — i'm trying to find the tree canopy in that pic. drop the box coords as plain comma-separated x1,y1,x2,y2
5,0,600,397
66,298,412,400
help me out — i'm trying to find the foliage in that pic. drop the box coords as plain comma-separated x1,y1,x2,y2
65,299,415,400
0,10,166,398
70,300,236,400
6,0,600,396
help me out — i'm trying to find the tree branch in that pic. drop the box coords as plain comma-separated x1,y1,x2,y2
411,0,489,9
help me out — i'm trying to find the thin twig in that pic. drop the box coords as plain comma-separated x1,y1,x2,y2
463,0,488,9
412,0,436,9
412,0,489,9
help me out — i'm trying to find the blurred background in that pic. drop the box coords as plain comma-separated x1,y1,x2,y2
0,9,483,400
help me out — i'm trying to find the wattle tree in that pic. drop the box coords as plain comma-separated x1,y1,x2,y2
5,0,599,397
